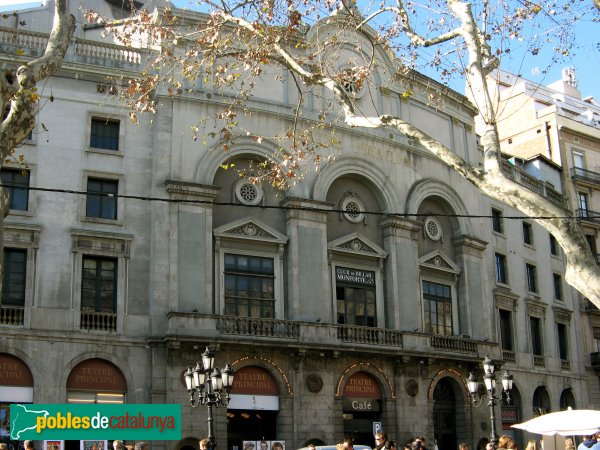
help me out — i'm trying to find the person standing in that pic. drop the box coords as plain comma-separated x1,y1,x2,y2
24,441,35,450
459,443,469,450
200,439,210,450
134,442,149,450
578,436,596,450
486,442,495,450
375,433,388,450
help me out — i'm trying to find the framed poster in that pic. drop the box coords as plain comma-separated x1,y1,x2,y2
45,441,64,450
258,441,270,450
271,442,285,450
0,403,10,437
81,441,107,450
243,441,257,450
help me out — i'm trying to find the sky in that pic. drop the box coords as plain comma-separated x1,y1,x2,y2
0,0,598,100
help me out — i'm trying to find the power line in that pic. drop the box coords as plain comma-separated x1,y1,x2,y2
0,183,584,221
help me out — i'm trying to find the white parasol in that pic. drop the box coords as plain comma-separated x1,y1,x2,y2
511,408,600,436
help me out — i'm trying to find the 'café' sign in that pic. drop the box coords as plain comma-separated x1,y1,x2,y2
343,398,381,412
336,267,375,286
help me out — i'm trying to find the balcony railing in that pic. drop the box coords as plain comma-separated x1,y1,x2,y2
0,26,144,70
337,324,402,347
577,209,600,225
502,349,516,363
217,316,299,338
80,311,117,332
560,359,570,371
500,160,567,209
0,305,24,326
533,355,545,367
572,167,600,185
431,335,477,354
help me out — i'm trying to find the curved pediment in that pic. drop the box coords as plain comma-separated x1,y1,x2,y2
214,216,287,244
328,232,387,258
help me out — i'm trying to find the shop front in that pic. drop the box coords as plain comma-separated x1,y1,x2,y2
342,372,381,446
0,353,33,450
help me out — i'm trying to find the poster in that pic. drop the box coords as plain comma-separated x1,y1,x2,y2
271,442,285,450
0,403,9,437
81,441,107,450
243,442,257,450
258,442,271,450
44,441,64,450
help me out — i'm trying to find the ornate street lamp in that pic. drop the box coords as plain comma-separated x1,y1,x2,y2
466,355,513,448
185,346,235,450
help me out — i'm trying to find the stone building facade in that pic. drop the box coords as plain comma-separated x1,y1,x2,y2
478,69,600,409
0,3,591,450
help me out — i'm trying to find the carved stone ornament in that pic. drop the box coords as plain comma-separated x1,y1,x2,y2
306,373,323,393
424,216,443,242
233,178,264,206
405,379,419,397
339,191,366,224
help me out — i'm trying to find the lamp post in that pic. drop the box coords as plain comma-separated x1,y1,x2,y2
185,346,235,450
466,355,513,448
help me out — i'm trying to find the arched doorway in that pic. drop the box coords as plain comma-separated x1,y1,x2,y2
433,378,457,450
0,353,33,448
65,358,127,450
227,366,280,450
532,386,551,417
559,389,576,410
342,371,382,446
501,384,523,449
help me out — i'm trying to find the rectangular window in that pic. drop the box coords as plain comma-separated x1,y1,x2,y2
495,253,508,284
526,263,538,293
530,316,543,356
549,234,559,256
81,256,117,313
2,249,26,306
573,151,585,169
336,267,376,327
579,192,589,217
553,273,563,301
90,118,120,151
499,309,513,351
523,222,533,245
0,169,29,211
586,234,597,255
593,327,600,352
86,178,118,220
224,253,275,318
557,323,568,361
492,208,503,233
423,281,453,336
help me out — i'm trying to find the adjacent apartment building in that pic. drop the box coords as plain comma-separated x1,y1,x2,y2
0,2,592,450
480,68,600,409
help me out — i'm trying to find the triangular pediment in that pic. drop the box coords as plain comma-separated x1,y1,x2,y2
328,232,387,258
214,216,287,244
419,250,460,274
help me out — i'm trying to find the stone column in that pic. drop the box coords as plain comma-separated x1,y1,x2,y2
282,197,332,322
166,181,220,313
381,217,421,331
453,235,487,339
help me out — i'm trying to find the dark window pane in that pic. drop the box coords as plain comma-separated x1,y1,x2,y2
90,118,120,150
223,253,275,318
86,178,118,220
81,256,117,313
423,280,453,336
2,249,27,306
0,169,30,211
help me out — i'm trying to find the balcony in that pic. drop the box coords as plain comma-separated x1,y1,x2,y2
560,359,570,371
80,311,117,332
572,167,600,186
500,160,567,209
0,305,24,326
431,335,477,355
502,349,516,363
577,209,600,226
533,355,545,367
0,26,145,72
168,313,490,358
